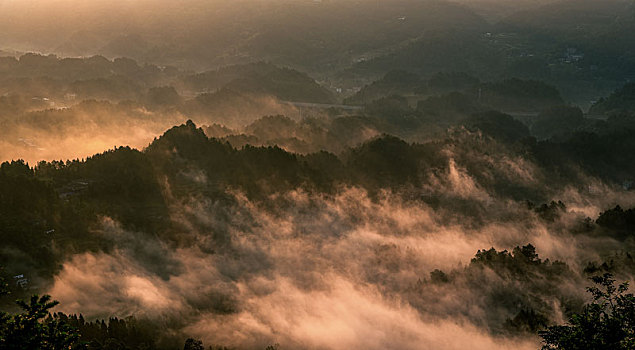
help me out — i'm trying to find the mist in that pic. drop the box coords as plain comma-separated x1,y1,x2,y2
40,141,635,348
2,0,635,349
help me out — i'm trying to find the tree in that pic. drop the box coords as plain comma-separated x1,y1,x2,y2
184,338,204,350
539,273,635,349
0,295,81,350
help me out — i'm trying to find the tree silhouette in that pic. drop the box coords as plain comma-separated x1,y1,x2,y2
184,338,204,350
540,273,635,349
0,294,81,350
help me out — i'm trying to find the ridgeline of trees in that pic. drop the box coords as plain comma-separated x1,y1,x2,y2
3,110,635,282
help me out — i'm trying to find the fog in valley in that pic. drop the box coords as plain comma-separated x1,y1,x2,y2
1,1,635,349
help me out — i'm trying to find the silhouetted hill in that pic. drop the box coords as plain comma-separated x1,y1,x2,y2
182,62,334,103
590,83,635,114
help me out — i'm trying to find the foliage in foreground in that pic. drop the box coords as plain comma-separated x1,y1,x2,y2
540,273,635,350
0,294,80,350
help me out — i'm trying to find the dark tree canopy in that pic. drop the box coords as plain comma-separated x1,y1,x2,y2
540,274,635,350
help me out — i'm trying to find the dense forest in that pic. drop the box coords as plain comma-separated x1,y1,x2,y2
1,111,635,348
1,0,635,349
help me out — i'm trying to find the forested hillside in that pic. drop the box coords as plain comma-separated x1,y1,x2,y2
2,0,635,349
